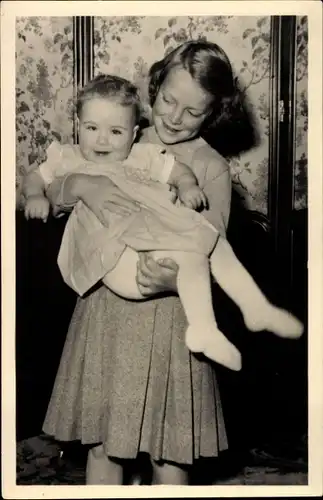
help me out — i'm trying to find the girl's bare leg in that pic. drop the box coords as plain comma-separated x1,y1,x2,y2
86,444,123,485
152,460,189,485
210,237,303,338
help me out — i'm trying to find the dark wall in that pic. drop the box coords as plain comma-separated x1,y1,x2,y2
16,203,307,450
218,197,308,452
16,211,77,441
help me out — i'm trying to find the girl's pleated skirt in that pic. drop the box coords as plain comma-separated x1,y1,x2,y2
43,286,228,464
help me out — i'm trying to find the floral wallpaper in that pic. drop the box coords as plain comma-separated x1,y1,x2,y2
294,16,308,210
15,16,307,214
93,16,271,214
16,17,74,203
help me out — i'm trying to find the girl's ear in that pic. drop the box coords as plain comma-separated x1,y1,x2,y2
133,125,140,142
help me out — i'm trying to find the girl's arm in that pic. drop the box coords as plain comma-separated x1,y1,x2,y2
136,253,179,296
46,170,179,295
46,173,141,225
45,175,76,215
202,167,231,237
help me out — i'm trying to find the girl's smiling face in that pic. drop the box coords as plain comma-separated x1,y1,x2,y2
78,97,139,163
152,66,213,145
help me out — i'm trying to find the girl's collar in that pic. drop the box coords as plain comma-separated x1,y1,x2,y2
142,125,204,153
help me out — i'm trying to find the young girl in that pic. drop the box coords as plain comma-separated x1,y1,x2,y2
39,42,304,485
24,74,303,373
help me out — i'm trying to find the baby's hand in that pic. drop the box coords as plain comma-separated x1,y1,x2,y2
24,195,50,222
179,185,208,210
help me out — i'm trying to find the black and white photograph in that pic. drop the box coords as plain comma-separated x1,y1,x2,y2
2,1,322,497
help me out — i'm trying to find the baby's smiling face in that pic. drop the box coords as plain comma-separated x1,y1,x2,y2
78,97,139,163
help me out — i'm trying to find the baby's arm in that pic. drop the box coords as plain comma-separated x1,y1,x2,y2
22,140,71,222
168,161,207,210
23,169,50,222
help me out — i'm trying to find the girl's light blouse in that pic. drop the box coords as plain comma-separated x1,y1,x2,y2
141,127,232,238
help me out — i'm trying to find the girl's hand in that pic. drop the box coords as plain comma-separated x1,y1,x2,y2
24,195,50,222
73,174,141,226
136,252,179,296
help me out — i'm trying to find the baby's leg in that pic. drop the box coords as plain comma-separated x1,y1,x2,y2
210,237,303,338
86,444,123,485
157,250,241,371
102,247,145,300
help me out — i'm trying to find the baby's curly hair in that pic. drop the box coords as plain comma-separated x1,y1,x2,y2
148,40,243,130
76,74,142,124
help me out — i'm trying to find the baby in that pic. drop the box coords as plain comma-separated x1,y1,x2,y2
23,74,303,371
